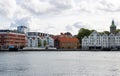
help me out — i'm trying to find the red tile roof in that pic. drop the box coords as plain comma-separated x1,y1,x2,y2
58,37,79,42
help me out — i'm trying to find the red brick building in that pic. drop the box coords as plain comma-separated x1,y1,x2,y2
54,32,79,49
0,30,26,49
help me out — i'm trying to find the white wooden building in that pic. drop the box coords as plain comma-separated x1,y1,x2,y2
82,31,120,50
27,32,54,48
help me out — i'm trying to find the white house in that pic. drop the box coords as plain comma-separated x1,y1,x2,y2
27,32,38,47
46,35,54,47
82,36,88,49
101,34,109,48
27,32,54,48
82,31,120,50
82,20,120,50
109,33,115,48
82,31,102,49
115,31,120,49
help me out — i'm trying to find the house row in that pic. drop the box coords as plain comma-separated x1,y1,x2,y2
0,20,119,50
0,26,79,49
82,20,120,50
26,32,79,49
82,31,120,50
27,32,54,48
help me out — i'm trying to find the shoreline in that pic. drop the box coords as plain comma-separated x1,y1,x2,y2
0,49,120,51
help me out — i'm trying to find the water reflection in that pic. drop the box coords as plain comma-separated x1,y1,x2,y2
0,51,120,76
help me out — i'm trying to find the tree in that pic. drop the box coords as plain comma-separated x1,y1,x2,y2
77,28,94,44
115,29,120,34
38,39,41,47
99,31,110,35
44,40,46,46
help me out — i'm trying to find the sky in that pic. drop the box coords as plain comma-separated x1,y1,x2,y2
0,0,120,35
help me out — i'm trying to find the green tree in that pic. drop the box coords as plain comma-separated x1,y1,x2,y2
44,40,46,46
38,39,41,47
115,29,120,34
77,28,93,39
99,31,110,35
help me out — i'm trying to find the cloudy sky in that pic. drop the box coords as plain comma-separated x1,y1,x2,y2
0,0,120,35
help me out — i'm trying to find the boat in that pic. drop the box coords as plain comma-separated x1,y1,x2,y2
9,46,18,51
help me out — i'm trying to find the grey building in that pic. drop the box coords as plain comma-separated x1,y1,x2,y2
17,26,29,34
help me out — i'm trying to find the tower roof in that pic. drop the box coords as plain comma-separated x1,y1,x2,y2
110,20,116,27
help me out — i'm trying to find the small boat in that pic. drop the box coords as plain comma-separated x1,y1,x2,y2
9,46,18,51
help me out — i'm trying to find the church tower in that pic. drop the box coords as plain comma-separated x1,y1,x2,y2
110,20,116,34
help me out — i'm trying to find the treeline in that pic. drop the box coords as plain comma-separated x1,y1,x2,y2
77,28,120,43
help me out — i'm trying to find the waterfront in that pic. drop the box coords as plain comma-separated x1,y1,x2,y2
0,51,120,76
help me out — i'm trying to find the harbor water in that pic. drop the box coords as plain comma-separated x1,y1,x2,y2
0,51,120,76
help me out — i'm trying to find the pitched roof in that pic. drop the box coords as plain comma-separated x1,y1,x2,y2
58,37,79,42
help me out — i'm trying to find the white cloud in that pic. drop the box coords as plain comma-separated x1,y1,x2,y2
73,22,91,29
0,0,16,18
14,5,31,19
16,0,75,17
50,0,73,10
1,0,120,35
10,17,31,30
0,21,11,29
18,0,60,16
65,25,73,32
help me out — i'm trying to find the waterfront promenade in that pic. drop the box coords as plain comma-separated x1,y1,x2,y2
0,48,119,51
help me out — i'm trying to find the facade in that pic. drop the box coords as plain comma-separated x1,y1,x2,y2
0,30,26,49
27,32,54,47
17,26,29,34
115,32,120,49
82,31,120,50
82,20,120,50
46,36,54,47
54,33,79,49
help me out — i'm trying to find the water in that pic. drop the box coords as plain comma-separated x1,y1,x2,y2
0,51,120,76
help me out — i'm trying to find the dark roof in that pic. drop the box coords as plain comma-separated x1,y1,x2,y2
17,26,27,28
110,20,116,27
0,30,24,34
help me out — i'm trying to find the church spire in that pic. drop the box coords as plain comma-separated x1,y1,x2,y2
112,20,114,25
110,20,116,34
